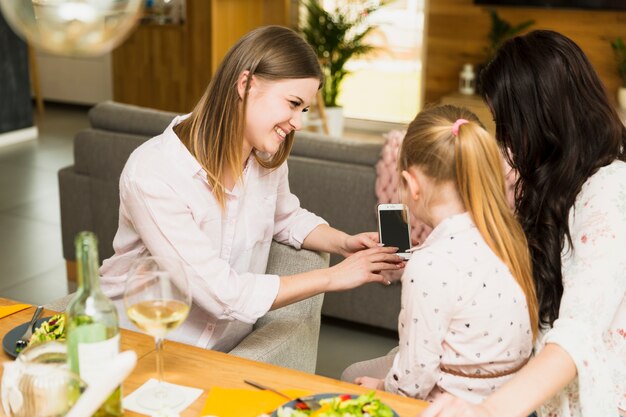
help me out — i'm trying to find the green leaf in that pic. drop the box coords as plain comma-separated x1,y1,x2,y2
484,9,534,64
611,37,626,87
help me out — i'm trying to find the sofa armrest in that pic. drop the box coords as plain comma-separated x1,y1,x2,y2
228,241,329,372
228,294,323,373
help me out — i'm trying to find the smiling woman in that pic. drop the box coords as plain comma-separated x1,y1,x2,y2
241,76,320,158
99,25,405,352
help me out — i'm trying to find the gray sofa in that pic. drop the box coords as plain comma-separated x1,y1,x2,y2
58,101,401,335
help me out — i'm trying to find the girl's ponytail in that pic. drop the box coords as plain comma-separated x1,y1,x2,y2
454,120,538,339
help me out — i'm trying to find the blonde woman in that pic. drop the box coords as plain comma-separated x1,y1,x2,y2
100,26,403,351
342,105,538,404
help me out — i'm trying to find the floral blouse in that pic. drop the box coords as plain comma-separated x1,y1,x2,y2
384,212,533,403
537,161,626,417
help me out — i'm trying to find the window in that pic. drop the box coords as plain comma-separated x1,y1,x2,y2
325,0,426,124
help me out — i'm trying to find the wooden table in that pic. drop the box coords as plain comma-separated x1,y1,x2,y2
0,299,428,416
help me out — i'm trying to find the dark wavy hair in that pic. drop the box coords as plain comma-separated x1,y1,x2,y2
480,30,626,328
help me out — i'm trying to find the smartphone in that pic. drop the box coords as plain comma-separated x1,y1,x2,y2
377,204,412,260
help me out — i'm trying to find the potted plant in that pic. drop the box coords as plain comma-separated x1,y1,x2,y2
473,9,533,93
611,37,626,110
484,9,535,65
300,0,383,136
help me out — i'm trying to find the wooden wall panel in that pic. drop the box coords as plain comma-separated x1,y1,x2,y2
424,1,626,105
210,0,290,74
112,23,194,112
112,0,289,113
186,0,213,110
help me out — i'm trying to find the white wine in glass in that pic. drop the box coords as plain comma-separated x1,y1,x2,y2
124,256,191,412
126,300,190,339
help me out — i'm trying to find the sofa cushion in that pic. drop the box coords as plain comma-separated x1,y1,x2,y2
74,130,149,179
292,130,382,167
89,101,179,137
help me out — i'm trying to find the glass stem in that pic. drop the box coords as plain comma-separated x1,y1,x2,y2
155,336,165,384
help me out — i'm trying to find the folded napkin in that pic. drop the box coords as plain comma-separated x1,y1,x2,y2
66,351,137,417
0,304,31,319
200,387,311,417
124,378,203,416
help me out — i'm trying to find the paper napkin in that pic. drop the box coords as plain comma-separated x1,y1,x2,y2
0,304,31,319
200,387,311,417
66,351,137,417
124,378,203,416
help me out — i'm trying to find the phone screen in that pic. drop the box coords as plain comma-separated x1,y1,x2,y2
379,209,411,252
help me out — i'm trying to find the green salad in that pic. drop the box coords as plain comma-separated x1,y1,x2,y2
276,392,395,417
28,313,66,345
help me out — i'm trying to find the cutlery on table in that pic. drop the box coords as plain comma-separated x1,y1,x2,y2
243,379,321,411
15,305,44,352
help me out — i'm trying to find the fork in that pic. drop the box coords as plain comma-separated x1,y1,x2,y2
243,379,321,411
15,305,44,352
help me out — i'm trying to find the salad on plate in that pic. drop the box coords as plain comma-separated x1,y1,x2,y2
276,392,396,417
28,313,65,345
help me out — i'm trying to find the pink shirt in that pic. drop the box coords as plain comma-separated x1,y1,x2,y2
384,213,533,403
100,115,326,351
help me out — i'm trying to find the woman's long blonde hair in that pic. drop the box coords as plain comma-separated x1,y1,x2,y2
399,105,538,338
174,25,323,208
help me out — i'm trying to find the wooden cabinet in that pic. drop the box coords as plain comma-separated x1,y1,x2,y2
439,92,495,137
112,0,292,113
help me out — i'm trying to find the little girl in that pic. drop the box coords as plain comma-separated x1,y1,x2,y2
343,105,538,403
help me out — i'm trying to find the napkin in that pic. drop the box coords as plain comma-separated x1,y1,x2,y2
66,350,137,417
200,387,311,417
124,378,203,416
0,304,31,319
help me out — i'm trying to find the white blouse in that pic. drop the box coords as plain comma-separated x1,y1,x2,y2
537,160,626,417
100,115,326,352
384,212,533,403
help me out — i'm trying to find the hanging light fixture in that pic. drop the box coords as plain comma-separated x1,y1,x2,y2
0,0,143,56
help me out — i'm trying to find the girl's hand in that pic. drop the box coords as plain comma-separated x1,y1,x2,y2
340,232,379,257
327,246,404,291
380,268,404,284
355,376,385,390
420,394,495,417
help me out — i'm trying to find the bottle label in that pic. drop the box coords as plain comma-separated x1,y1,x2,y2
77,334,120,385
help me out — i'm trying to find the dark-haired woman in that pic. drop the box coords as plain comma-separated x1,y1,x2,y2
422,30,625,417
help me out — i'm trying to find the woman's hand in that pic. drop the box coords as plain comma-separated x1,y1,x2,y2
420,394,495,417
355,376,385,390
340,232,379,257
326,246,404,291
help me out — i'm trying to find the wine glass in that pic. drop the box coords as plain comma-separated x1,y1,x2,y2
123,256,191,412
2,341,86,417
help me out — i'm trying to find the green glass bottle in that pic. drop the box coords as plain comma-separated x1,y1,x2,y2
66,231,122,417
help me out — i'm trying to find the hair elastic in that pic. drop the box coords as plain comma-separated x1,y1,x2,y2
451,119,469,136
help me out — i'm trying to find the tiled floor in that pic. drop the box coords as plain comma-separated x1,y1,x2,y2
0,103,396,379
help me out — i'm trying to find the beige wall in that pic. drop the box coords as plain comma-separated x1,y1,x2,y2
424,0,626,104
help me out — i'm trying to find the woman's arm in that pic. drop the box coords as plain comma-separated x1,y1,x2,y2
116,175,403,320
272,163,380,257
302,224,380,257
421,343,577,417
272,245,403,309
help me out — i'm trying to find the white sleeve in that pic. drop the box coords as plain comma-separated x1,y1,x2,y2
543,170,626,416
121,175,280,324
272,162,327,249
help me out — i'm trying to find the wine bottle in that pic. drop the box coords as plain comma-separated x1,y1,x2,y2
66,231,122,417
